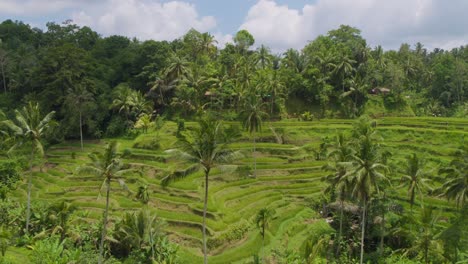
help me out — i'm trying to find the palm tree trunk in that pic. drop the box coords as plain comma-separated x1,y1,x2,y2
253,130,257,177
261,232,265,263
360,198,367,264
79,110,83,151
203,168,210,264
25,145,35,234
99,178,111,264
336,198,344,257
380,193,386,255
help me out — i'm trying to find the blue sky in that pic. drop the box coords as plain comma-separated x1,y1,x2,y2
0,0,467,52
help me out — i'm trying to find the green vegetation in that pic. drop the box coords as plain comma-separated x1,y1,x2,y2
0,19,467,263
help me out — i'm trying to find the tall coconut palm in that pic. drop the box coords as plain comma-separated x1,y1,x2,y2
256,207,273,261
404,207,443,264
200,32,217,55
77,141,133,264
161,117,240,264
323,133,354,256
2,102,55,234
165,53,190,81
437,146,467,209
333,55,356,93
344,119,388,264
400,153,431,211
255,45,272,69
240,94,268,177
64,84,94,151
262,70,285,116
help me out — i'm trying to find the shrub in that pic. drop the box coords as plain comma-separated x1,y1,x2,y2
0,160,20,189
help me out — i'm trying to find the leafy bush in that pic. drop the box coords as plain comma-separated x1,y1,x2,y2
106,116,130,137
300,111,314,121
0,160,20,189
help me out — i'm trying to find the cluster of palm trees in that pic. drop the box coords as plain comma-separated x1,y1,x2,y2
322,117,467,263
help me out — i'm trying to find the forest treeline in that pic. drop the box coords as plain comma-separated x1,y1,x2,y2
0,19,467,142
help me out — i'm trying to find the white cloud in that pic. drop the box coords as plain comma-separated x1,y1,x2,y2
71,0,217,41
0,0,81,15
240,0,468,51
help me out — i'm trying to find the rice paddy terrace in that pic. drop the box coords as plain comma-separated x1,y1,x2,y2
8,117,468,263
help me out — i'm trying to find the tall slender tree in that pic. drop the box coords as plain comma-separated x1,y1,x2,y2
64,84,94,151
2,102,55,234
437,146,467,209
323,133,354,256
77,141,133,264
400,153,431,211
344,118,388,264
240,94,268,177
256,207,273,262
161,117,240,264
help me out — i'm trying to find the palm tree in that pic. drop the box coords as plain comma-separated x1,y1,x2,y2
2,102,55,234
400,153,431,211
283,49,307,74
111,83,133,121
136,184,150,205
256,207,273,261
165,53,190,81
333,55,356,93
162,117,240,264
64,84,94,151
240,94,268,177
77,141,134,264
255,45,272,69
134,113,153,134
323,133,354,256
344,119,388,264
48,201,77,243
114,208,164,260
200,32,217,55
149,75,177,106
437,146,467,209
404,207,443,264
262,70,285,116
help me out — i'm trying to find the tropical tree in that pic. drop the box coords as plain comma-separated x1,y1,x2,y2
165,53,190,81
240,94,268,177
322,133,354,256
77,141,134,264
333,54,356,92
262,70,285,116
2,101,55,234
343,118,388,264
113,208,165,261
47,201,77,243
404,207,444,264
134,113,153,134
64,84,94,151
400,153,431,211
255,45,272,69
136,184,150,205
0,225,11,257
0,48,8,93
256,207,273,261
437,146,467,209
161,117,240,264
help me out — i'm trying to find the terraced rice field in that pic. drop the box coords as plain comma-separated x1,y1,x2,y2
9,117,468,263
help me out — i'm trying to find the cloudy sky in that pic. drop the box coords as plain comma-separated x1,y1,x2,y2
0,0,467,52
